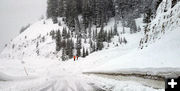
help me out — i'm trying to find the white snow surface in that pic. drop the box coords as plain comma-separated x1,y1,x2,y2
87,28,180,72
86,1,180,73
0,1,180,91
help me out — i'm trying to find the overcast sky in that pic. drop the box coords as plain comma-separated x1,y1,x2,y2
0,0,47,52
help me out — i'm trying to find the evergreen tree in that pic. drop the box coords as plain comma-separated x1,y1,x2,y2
92,43,96,52
61,48,66,61
164,0,168,12
107,43,109,47
55,30,62,51
19,24,30,34
69,38,74,58
118,37,122,44
42,36,45,42
36,42,39,56
172,0,178,8
86,49,89,56
67,30,71,38
122,27,125,34
84,38,87,43
82,0,91,29
88,24,92,38
62,39,66,48
110,28,113,38
36,49,39,56
107,30,111,43
130,20,137,34
156,0,163,10
138,26,141,32
114,23,118,35
36,42,39,48
98,26,104,42
123,37,127,44
52,17,58,24
104,31,108,42
65,39,70,56
76,38,82,56
62,27,67,39
95,28,98,41
144,24,149,34
50,30,55,39
96,26,104,50
143,9,152,23
58,21,61,26
89,39,93,52
96,40,103,50
82,47,86,57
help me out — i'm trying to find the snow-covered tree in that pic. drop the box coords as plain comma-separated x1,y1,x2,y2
61,48,66,61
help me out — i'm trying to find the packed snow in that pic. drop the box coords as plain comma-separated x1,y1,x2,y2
0,0,180,91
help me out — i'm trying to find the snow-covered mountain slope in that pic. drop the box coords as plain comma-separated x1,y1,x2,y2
0,35,163,91
0,18,68,59
0,17,127,60
85,1,180,73
0,0,179,78
0,0,179,91
0,14,161,91
85,27,180,72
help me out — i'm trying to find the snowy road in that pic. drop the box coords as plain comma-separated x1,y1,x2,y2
84,73,165,89
0,75,107,91
0,72,164,91
0,57,168,91
84,68,180,89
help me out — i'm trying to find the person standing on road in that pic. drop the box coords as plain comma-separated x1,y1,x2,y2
77,56,78,60
74,56,76,61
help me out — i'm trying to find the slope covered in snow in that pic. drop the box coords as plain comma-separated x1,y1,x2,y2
0,18,68,59
0,17,126,60
85,28,180,73
0,17,162,91
0,0,180,91
85,1,180,75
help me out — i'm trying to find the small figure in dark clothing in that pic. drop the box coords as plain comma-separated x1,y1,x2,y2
77,56,78,60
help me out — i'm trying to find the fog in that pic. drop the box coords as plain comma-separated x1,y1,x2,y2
0,0,47,52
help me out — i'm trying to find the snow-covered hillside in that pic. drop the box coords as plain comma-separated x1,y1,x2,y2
0,17,128,60
0,18,67,59
84,2,180,71
85,0,180,74
0,0,180,91
141,0,180,48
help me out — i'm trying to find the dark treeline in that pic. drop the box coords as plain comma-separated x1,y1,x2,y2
47,0,163,29
47,0,115,29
